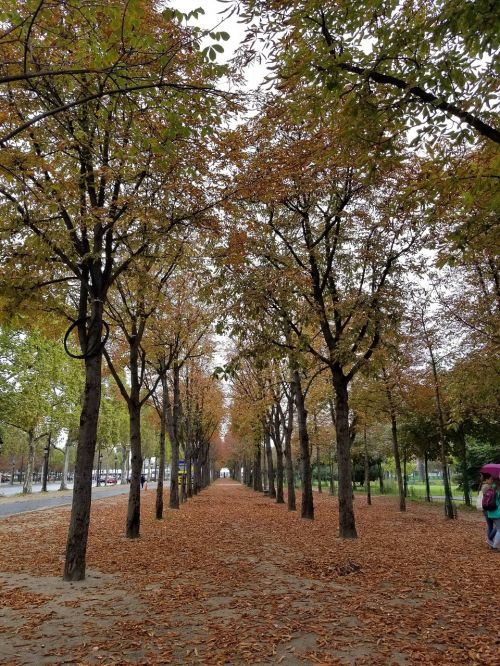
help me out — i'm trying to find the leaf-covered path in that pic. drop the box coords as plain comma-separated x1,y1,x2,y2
1,479,498,665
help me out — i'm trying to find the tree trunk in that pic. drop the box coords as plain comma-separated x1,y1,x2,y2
168,364,181,510
63,341,102,581
23,430,35,495
332,373,356,537
458,426,471,507
265,428,276,498
293,370,314,520
272,405,285,504
261,436,267,490
329,456,335,496
424,451,431,502
253,441,263,492
244,459,252,487
203,456,211,488
125,331,143,540
316,444,322,493
155,374,168,520
126,397,142,538
403,444,408,497
383,368,406,512
428,346,455,519
275,443,284,503
363,423,371,506
186,453,192,498
284,385,296,511
59,431,71,491
378,461,384,494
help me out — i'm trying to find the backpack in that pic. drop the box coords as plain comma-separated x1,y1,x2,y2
482,486,498,512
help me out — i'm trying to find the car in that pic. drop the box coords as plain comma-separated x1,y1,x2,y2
104,476,118,484
97,475,117,484
1,474,11,482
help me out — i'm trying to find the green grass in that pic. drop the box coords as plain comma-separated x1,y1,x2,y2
309,479,476,506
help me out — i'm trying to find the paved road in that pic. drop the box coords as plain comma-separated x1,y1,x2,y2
0,484,137,518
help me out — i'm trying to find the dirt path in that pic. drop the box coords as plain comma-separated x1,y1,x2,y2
0,479,498,665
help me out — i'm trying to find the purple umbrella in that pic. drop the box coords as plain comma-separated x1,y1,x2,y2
480,463,500,478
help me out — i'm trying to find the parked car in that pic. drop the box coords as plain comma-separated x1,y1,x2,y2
1,474,11,482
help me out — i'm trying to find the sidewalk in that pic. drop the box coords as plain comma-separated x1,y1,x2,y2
0,479,497,665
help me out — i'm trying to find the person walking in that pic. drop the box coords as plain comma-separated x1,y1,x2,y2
485,476,500,549
140,474,146,490
479,473,496,543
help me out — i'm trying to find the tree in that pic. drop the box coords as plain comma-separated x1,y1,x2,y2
0,0,234,579
0,327,81,492
230,90,426,537
410,295,456,519
230,0,500,144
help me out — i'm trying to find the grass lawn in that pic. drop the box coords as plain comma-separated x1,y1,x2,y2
311,480,477,507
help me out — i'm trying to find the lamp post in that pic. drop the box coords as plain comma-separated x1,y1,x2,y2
114,455,118,479
10,457,15,486
41,434,51,492
96,445,103,486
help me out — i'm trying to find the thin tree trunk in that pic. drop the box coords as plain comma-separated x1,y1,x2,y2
293,370,314,520
383,368,406,512
332,373,356,537
284,385,296,511
168,364,180,509
328,401,336,497
265,428,276,498
403,445,408,497
273,405,285,504
378,461,384,494
120,445,128,484
23,430,35,495
428,347,455,519
424,451,431,502
253,441,263,492
329,452,335,496
458,426,471,507
155,372,168,520
364,423,371,506
187,454,193,498
316,445,322,493
59,431,71,491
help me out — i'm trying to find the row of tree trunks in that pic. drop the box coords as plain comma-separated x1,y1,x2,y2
382,368,406,513
271,404,285,504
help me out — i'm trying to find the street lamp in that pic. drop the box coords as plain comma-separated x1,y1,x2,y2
41,434,51,492
96,446,103,486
